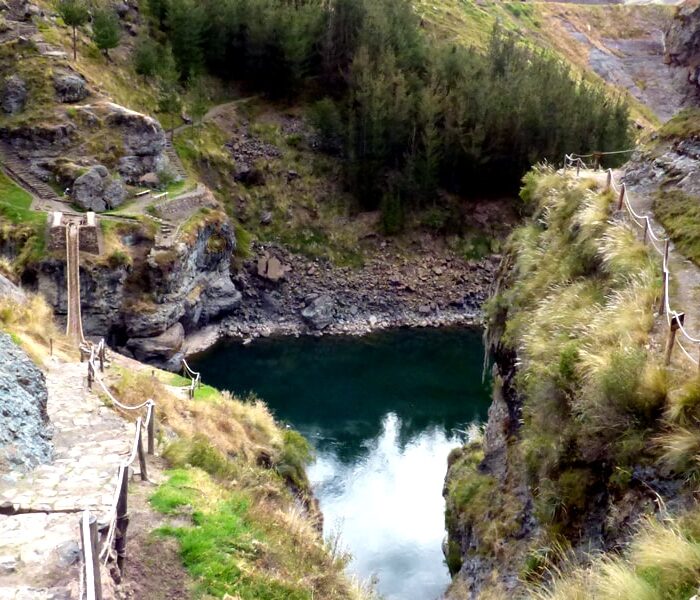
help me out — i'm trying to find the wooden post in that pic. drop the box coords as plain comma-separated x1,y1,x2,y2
50,338,53,357
137,422,148,482
80,512,103,600
87,362,93,390
605,170,612,192
643,219,649,243
88,514,103,600
664,238,670,268
99,344,104,372
665,312,685,366
576,160,580,177
114,466,129,575
617,184,626,211
659,271,668,316
147,404,155,456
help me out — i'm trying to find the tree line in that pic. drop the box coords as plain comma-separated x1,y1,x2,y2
141,0,631,230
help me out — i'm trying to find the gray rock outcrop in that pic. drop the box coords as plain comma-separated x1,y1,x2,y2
126,322,184,362
666,2,700,94
0,332,52,472
72,165,126,211
53,72,88,103
99,102,171,184
301,294,335,330
2,75,27,114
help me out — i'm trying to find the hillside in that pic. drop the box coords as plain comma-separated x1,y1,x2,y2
0,0,699,597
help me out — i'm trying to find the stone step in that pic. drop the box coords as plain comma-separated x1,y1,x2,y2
164,139,187,178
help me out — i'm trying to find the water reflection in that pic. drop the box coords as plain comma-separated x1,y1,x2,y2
309,412,463,600
190,327,491,599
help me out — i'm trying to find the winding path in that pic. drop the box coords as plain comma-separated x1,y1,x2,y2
0,361,132,599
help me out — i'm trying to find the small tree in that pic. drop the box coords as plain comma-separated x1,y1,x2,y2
91,8,120,60
157,47,182,139
56,0,89,61
187,76,208,127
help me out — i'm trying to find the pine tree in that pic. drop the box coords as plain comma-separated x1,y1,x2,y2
91,8,120,60
56,0,89,61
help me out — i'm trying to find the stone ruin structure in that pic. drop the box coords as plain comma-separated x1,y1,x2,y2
48,211,100,254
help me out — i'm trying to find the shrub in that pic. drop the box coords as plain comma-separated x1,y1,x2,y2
132,37,162,77
164,435,236,479
276,429,314,490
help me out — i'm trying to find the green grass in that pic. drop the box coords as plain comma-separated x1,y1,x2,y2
152,468,312,600
0,169,40,223
0,169,47,266
166,371,221,402
654,189,700,266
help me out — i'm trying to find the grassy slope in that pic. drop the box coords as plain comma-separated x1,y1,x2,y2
445,169,700,597
110,367,370,599
413,0,669,128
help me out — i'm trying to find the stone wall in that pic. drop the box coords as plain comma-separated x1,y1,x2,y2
46,213,100,254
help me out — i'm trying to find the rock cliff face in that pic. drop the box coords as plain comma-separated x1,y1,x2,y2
27,212,240,370
666,0,700,95
0,330,51,473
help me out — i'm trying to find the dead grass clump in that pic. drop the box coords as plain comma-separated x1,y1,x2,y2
0,292,71,364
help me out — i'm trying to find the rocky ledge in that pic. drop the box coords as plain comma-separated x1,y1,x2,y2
183,240,497,354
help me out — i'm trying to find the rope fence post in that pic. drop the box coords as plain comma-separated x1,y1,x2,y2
80,511,103,600
659,271,668,316
617,183,626,211
50,338,53,356
114,465,129,576
99,343,105,372
147,402,155,456
605,170,612,192
664,238,670,268
665,313,685,366
643,219,649,244
136,420,148,482
87,360,94,390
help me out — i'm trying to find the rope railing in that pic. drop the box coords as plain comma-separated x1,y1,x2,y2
64,221,159,598
78,340,157,598
565,157,700,369
181,358,201,399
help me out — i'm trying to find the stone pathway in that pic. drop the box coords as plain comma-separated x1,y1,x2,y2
0,360,132,599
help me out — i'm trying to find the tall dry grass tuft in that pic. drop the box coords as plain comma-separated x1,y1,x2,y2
111,369,283,462
0,292,71,364
657,427,700,477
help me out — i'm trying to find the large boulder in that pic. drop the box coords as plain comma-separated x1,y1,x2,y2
53,72,88,103
117,153,169,184
1,75,27,114
126,322,185,362
103,102,166,156
200,277,242,323
301,294,335,330
0,332,52,472
72,165,126,212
